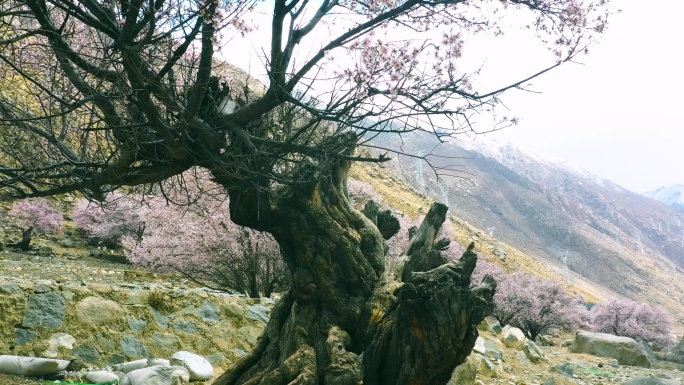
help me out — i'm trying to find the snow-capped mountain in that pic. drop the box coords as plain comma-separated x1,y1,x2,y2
644,185,684,213
367,130,684,324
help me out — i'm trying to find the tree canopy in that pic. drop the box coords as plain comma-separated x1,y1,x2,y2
0,0,610,201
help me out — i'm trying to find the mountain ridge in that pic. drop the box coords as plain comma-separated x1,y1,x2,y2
644,185,684,213
363,130,684,330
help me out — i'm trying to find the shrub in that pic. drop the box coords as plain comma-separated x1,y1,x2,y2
72,192,141,247
347,179,382,207
9,198,63,234
492,272,588,341
590,297,675,349
123,173,287,298
470,259,505,288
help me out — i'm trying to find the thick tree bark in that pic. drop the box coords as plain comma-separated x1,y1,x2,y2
213,152,495,385
9,227,33,251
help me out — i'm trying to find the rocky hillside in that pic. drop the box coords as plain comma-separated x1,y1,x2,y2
644,185,684,213
363,131,684,331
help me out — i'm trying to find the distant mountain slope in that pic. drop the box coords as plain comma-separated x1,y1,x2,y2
644,185,684,213
365,131,684,328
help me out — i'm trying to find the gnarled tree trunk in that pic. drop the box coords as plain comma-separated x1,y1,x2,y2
213,154,495,385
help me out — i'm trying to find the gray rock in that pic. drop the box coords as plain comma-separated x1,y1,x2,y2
152,333,181,353
38,247,55,258
120,335,149,359
128,319,148,334
105,354,126,366
501,325,527,350
523,340,548,363
97,335,115,351
483,339,503,360
0,284,22,294
84,370,120,384
195,300,219,324
73,344,102,364
223,303,244,318
172,320,202,334
622,375,682,385
484,317,502,334
34,283,51,293
22,292,66,329
124,289,149,305
537,334,558,346
246,304,270,324
572,331,652,368
233,348,248,357
447,354,478,385
151,308,172,329
60,238,76,248
0,355,70,376
76,296,125,325
206,353,225,364
170,351,213,381
471,354,505,378
551,363,574,378
14,328,37,345
473,337,486,355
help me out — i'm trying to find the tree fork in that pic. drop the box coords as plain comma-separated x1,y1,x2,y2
217,179,494,385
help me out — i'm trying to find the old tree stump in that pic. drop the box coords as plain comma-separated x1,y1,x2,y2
214,148,495,385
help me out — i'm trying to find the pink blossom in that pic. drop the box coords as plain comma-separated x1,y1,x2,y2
591,298,676,349
9,198,63,234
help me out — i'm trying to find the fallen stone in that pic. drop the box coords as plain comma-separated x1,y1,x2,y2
483,338,503,360
472,353,505,378
473,337,486,355
572,331,652,368
501,325,527,350
551,363,574,378
0,355,70,376
622,374,682,385
523,340,548,363
543,375,578,385
484,317,502,334
447,354,478,385
170,351,213,381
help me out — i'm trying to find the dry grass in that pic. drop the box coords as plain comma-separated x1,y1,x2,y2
0,373,44,385
350,161,602,304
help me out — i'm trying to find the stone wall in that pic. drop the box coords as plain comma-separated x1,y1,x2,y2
0,281,270,371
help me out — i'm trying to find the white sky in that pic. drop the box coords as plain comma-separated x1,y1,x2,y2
477,0,684,193
221,0,683,194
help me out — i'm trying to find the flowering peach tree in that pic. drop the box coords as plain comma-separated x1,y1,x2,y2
591,297,675,349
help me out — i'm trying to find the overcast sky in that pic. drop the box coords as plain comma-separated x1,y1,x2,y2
462,0,683,193
221,0,682,194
